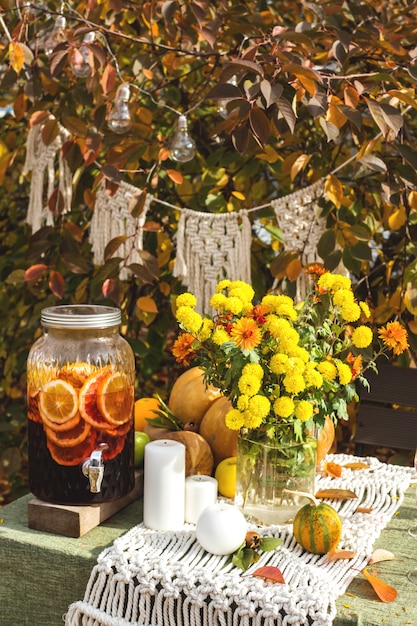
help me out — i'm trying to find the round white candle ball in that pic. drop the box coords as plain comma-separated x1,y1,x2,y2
196,502,247,555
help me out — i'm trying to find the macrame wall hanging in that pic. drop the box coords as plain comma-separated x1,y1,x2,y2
271,178,327,300
90,180,151,281
173,208,252,314
23,123,72,233
23,121,352,311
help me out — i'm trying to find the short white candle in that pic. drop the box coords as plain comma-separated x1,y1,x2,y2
196,502,247,555
143,439,186,531
184,475,218,524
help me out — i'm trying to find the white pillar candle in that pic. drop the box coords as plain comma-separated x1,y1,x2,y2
184,475,218,524
143,439,186,531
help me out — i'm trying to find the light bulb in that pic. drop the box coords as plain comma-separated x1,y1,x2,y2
107,84,133,134
217,76,238,118
71,32,95,78
169,115,196,163
43,15,67,56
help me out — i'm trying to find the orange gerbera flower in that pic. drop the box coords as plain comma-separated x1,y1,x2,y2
347,352,363,379
230,318,262,351
172,333,199,366
378,321,409,356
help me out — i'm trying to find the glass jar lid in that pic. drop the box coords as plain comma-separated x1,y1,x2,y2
41,305,121,329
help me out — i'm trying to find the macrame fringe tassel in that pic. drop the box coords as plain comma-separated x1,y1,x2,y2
173,209,252,314
23,124,72,232
90,181,151,280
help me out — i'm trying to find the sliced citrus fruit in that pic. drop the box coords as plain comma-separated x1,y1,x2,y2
39,379,79,424
45,418,91,448
79,367,115,430
58,362,95,389
27,389,42,423
41,410,81,432
103,419,132,438
97,372,134,426
47,430,97,466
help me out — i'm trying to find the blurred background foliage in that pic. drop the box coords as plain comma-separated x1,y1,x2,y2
1,0,417,502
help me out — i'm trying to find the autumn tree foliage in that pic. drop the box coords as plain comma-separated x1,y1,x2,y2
0,0,416,499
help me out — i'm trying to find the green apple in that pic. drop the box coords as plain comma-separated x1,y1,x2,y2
134,431,151,467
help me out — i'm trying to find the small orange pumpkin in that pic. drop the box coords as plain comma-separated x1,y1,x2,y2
168,367,222,430
293,495,342,555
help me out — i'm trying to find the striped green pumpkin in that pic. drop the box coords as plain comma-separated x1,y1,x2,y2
293,501,342,555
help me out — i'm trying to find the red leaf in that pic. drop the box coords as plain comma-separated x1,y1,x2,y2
166,169,184,184
49,270,65,299
251,566,285,584
24,264,48,283
101,63,116,95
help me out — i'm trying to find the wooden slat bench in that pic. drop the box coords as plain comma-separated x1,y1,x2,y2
354,362,417,454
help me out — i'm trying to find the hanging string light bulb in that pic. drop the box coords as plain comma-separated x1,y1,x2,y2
217,76,238,118
169,115,196,163
107,83,133,134
43,15,67,56
71,32,95,78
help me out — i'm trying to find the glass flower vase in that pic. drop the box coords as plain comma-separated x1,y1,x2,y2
234,433,317,526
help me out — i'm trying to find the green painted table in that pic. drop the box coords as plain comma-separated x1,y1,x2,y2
1,486,417,626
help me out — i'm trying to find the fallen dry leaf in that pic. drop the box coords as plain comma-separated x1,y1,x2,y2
315,488,357,500
323,461,343,478
368,549,397,564
362,568,398,603
325,548,356,561
356,506,373,514
343,462,370,470
250,566,285,584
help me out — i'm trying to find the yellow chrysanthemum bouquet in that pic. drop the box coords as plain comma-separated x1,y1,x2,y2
172,270,409,446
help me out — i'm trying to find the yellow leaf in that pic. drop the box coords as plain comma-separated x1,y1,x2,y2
326,548,356,561
324,174,343,208
408,190,417,212
290,153,312,180
362,568,398,603
286,258,302,282
388,204,407,230
356,506,373,514
343,462,370,470
231,191,245,200
323,461,343,478
315,488,357,500
326,95,348,129
9,42,24,74
136,295,159,314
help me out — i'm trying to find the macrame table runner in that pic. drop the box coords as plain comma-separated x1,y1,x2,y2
65,455,417,626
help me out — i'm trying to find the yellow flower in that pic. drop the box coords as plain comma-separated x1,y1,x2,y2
331,274,352,291
228,280,255,303
275,302,298,320
283,356,305,376
283,373,305,394
224,296,243,314
378,321,409,355
209,293,228,311
176,306,203,334
238,373,261,397
225,409,245,430
245,395,271,425
333,289,354,307
352,325,373,348
317,272,336,291
304,366,323,389
176,292,197,308
295,400,314,422
242,362,264,380
270,353,289,375
212,327,230,345
230,317,262,350
317,361,337,381
264,315,292,338
335,360,352,385
216,279,231,292
287,345,310,363
274,396,294,418
341,302,361,322
237,394,250,411
279,331,300,352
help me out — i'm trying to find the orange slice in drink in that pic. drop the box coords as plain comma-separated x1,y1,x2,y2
41,410,81,432
45,418,91,448
97,372,134,426
58,362,95,389
79,367,114,430
47,430,97,466
97,431,128,461
39,379,79,425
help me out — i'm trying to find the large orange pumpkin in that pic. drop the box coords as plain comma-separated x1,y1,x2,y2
199,396,238,469
164,430,214,477
316,415,336,465
168,367,222,430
